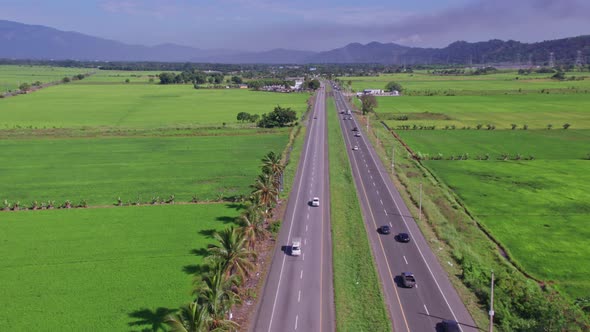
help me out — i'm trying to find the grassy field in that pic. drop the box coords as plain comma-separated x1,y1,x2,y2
327,93,391,331
0,84,309,128
0,134,289,205
377,93,590,129
395,126,590,301
75,70,163,84
340,71,590,94
0,204,238,331
0,65,90,91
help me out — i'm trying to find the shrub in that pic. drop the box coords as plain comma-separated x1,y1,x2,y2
563,123,571,130
476,124,483,130
511,124,517,130
547,124,553,130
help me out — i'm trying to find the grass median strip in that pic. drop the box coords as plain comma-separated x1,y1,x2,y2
327,94,391,331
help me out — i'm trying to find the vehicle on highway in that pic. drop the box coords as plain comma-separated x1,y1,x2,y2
401,272,416,288
397,232,410,242
291,238,302,256
352,127,358,131
311,197,320,207
440,320,460,332
354,132,361,137
379,225,391,234
352,146,359,151
314,116,317,119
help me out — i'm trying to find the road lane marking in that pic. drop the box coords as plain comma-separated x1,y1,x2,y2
343,121,411,332
266,83,320,332
307,213,309,220
306,225,308,232
424,304,430,315
384,209,388,215
304,238,307,245
370,175,373,179
376,190,379,195
298,290,301,302
300,270,303,279
373,182,376,187
295,315,299,330
403,256,408,265
389,222,393,227
302,253,305,261
380,199,383,205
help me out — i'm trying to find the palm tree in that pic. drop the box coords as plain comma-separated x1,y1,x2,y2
239,203,268,249
207,227,256,281
261,151,284,190
165,302,211,332
195,263,241,331
251,173,279,215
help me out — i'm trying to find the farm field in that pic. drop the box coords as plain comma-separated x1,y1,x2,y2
0,65,89,91
377,94,590,129
0,84,309,128
0,204,238,331
340,71,590,94
397,129,590,300
75,70,163,84
0,134,289,205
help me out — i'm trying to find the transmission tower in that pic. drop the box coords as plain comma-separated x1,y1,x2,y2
575,50,584,67
548,52,555,67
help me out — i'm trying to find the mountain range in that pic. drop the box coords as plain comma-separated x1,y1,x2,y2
1,20,589,64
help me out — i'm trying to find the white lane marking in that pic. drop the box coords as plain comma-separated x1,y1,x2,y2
306,213,309,220
300,270,304,279
304,238,307,245
373,182,376,187
423,304,430,316
266,84,320,332
302,253,305,261
403,256,409,265
389,222,393,227
295,315,299,330
376,190,379,195
370,175,373,179
384,209,388,215
380,199,383,205
306,225,308,232
298,290,301,303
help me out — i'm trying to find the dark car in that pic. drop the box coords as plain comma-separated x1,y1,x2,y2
352,127,358,131
379,225,391,234
397,232,410,243
440,320,460,332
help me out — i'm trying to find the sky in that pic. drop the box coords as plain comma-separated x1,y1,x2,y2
1,0,590,51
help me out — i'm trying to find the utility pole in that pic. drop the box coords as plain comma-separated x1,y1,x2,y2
489,271,495,332
419,182,422,220
391,146,395,175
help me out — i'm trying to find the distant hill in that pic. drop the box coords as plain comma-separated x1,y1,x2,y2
1,20,589,65
307,37,590,65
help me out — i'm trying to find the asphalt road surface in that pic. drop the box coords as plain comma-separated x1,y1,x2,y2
333,88,480,332
251,85,335,332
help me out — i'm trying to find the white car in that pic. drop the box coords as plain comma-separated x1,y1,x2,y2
291,238,302,256
311,197,320,207
354,132,361,137
353,146,359,151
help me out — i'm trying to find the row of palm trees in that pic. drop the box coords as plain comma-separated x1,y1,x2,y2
165,151,285,332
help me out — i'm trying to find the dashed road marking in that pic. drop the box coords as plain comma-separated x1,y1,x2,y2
295,315,299,330
423,304,430,315
298,290,301,303
300,270,304,279
380,199,383,205
403,256,408,265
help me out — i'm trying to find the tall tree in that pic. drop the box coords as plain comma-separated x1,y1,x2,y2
195,263,241,331
251,173,279,214
207,227,256,281
239,203,267,249
359,94,378,115
165,302,211,332
261,151,284,191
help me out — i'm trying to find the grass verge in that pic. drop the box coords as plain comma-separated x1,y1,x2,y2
327,91,392,331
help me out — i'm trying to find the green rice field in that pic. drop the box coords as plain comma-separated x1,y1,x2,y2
397,129,590,300
341,71,590,94
0,84,309,128
0,65,89,91
0,204,238,331
0,134,288,205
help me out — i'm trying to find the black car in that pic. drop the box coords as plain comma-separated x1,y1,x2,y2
397,232,410,242
379,225,391,234
440,320,460,332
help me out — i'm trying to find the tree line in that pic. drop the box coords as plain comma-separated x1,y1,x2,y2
236,106,297,128
165,151,286,331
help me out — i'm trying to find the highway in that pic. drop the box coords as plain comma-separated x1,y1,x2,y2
333,88,479,332
251,84,335,332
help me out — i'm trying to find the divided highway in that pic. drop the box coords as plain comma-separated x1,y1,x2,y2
333,89,479,332
251,85,335,332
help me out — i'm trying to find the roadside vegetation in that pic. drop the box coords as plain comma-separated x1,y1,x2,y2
326,91,391,331
0,65,90,92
